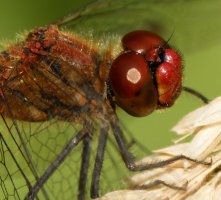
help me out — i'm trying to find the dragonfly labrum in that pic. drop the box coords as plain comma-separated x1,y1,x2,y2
0,0,220,200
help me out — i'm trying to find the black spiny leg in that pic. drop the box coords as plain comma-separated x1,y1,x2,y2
25,125,91,200
90,126,109,198
110,121,210,171
183,86,209,104
78,135,92,200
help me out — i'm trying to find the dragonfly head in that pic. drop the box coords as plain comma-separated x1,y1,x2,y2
109,30,182,117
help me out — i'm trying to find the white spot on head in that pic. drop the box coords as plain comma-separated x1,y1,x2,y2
127,68,141,84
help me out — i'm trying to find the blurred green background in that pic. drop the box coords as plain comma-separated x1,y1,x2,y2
0,0,221,198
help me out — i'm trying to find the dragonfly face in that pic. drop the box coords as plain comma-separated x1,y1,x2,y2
109,30,182,117
0,1,220,200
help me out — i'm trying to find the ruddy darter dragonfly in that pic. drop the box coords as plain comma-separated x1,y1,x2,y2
0,0,220,200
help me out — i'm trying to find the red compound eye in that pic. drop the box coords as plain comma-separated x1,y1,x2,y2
122,30,168,53
109,51,158,117
164,49,182,69
155,49,182,107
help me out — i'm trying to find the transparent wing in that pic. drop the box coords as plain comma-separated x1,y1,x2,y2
0,107,149,200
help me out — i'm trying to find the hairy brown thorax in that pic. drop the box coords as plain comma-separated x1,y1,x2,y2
0,25,110,122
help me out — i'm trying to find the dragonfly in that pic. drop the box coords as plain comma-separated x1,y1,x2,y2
0,0,220,200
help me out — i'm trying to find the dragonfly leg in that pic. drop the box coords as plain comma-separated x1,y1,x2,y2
78,134,92,200
25,124,91,200
90,126,109,199
111,121,211,172
182,86,209,104
134,179,187,191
